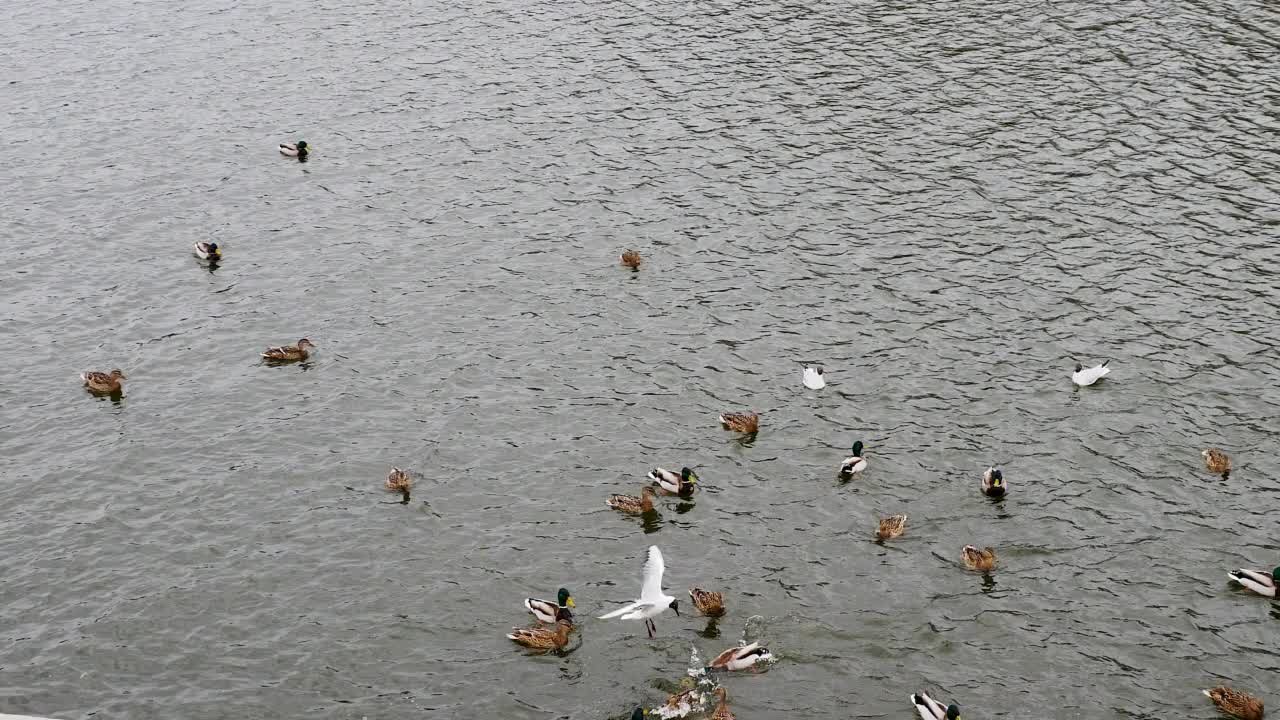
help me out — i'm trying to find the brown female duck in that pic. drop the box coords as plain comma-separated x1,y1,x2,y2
81,369,125,395
262,338,315,362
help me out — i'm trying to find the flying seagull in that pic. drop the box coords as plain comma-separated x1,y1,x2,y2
598,545,680,638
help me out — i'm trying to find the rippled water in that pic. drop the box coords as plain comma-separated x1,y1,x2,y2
3,0,1278,718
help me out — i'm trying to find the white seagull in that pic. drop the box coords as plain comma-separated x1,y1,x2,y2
1071,360,1110,386
803,366,826,390
598,545,680,638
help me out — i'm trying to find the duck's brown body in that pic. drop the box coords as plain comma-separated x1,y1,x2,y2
709,688,735,720
262,338,314,362
1203,448,1232,478
689,587,725,616
81,369,125,395
607,486,656,514
719,412,759,434
507,620,572,651
877,514,907,540
1204,687,1264,720
961,545,997,571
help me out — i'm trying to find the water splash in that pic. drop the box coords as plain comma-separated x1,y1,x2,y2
647,645,718,719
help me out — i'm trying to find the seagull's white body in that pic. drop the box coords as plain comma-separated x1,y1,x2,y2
1071,361,1110,386
803,366,826,390
910,692,951,720
598,545,678,637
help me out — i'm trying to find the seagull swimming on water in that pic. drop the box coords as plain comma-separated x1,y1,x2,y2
1071,360,1110,386
803,366,826,390
598,545,680,638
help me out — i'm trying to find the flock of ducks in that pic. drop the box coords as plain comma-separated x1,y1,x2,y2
71,195,1268,720
77,142,319,398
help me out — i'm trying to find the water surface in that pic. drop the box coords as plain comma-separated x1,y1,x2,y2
2,0,1278,718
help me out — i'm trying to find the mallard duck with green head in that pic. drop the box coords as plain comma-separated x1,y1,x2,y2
525,587,575,624
839,441,867,475
910,692,961,720
1227,566,1279,597
193,242,221,261
708,641,772,671
981,466,1006,498
649,467,698,497
279,140,309,158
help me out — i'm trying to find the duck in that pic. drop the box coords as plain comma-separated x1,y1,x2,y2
506,619,572,652
802,366,826,390
961,545,997,571
193,242,222,261
648,467,698,497
1203,687,1264,720
279,140,309,158
708,641,772,671
910,692,961,720
663,687,700,716
1203,448,1232,479
1227,566,1279,598
876,514,907,540
81,369,125,395
385,467,412,501
839,441,867,475
709,688,735,720
262,338,315,362
981,466,1006,498
525,587,575,624
621,250,641,270
1071,360,1110,386
689,587,725,616
607,485,657,514
719,412,759,434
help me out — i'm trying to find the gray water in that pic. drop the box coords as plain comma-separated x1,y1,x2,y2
2,0,1278,718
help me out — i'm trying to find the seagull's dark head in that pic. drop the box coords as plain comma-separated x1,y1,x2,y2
668,598,680,616
1074,362,1083,372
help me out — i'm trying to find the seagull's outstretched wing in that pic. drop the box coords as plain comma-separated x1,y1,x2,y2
640,545,666,601
598,602,641,619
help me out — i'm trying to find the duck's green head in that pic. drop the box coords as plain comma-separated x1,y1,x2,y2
1272,567,1280,583
631,708,647,720
989,468,1003,487
851,440,864,457
681,467,699,484
208,242,221,257
946,705,961,720
296,140,308,150
557,587,575,608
